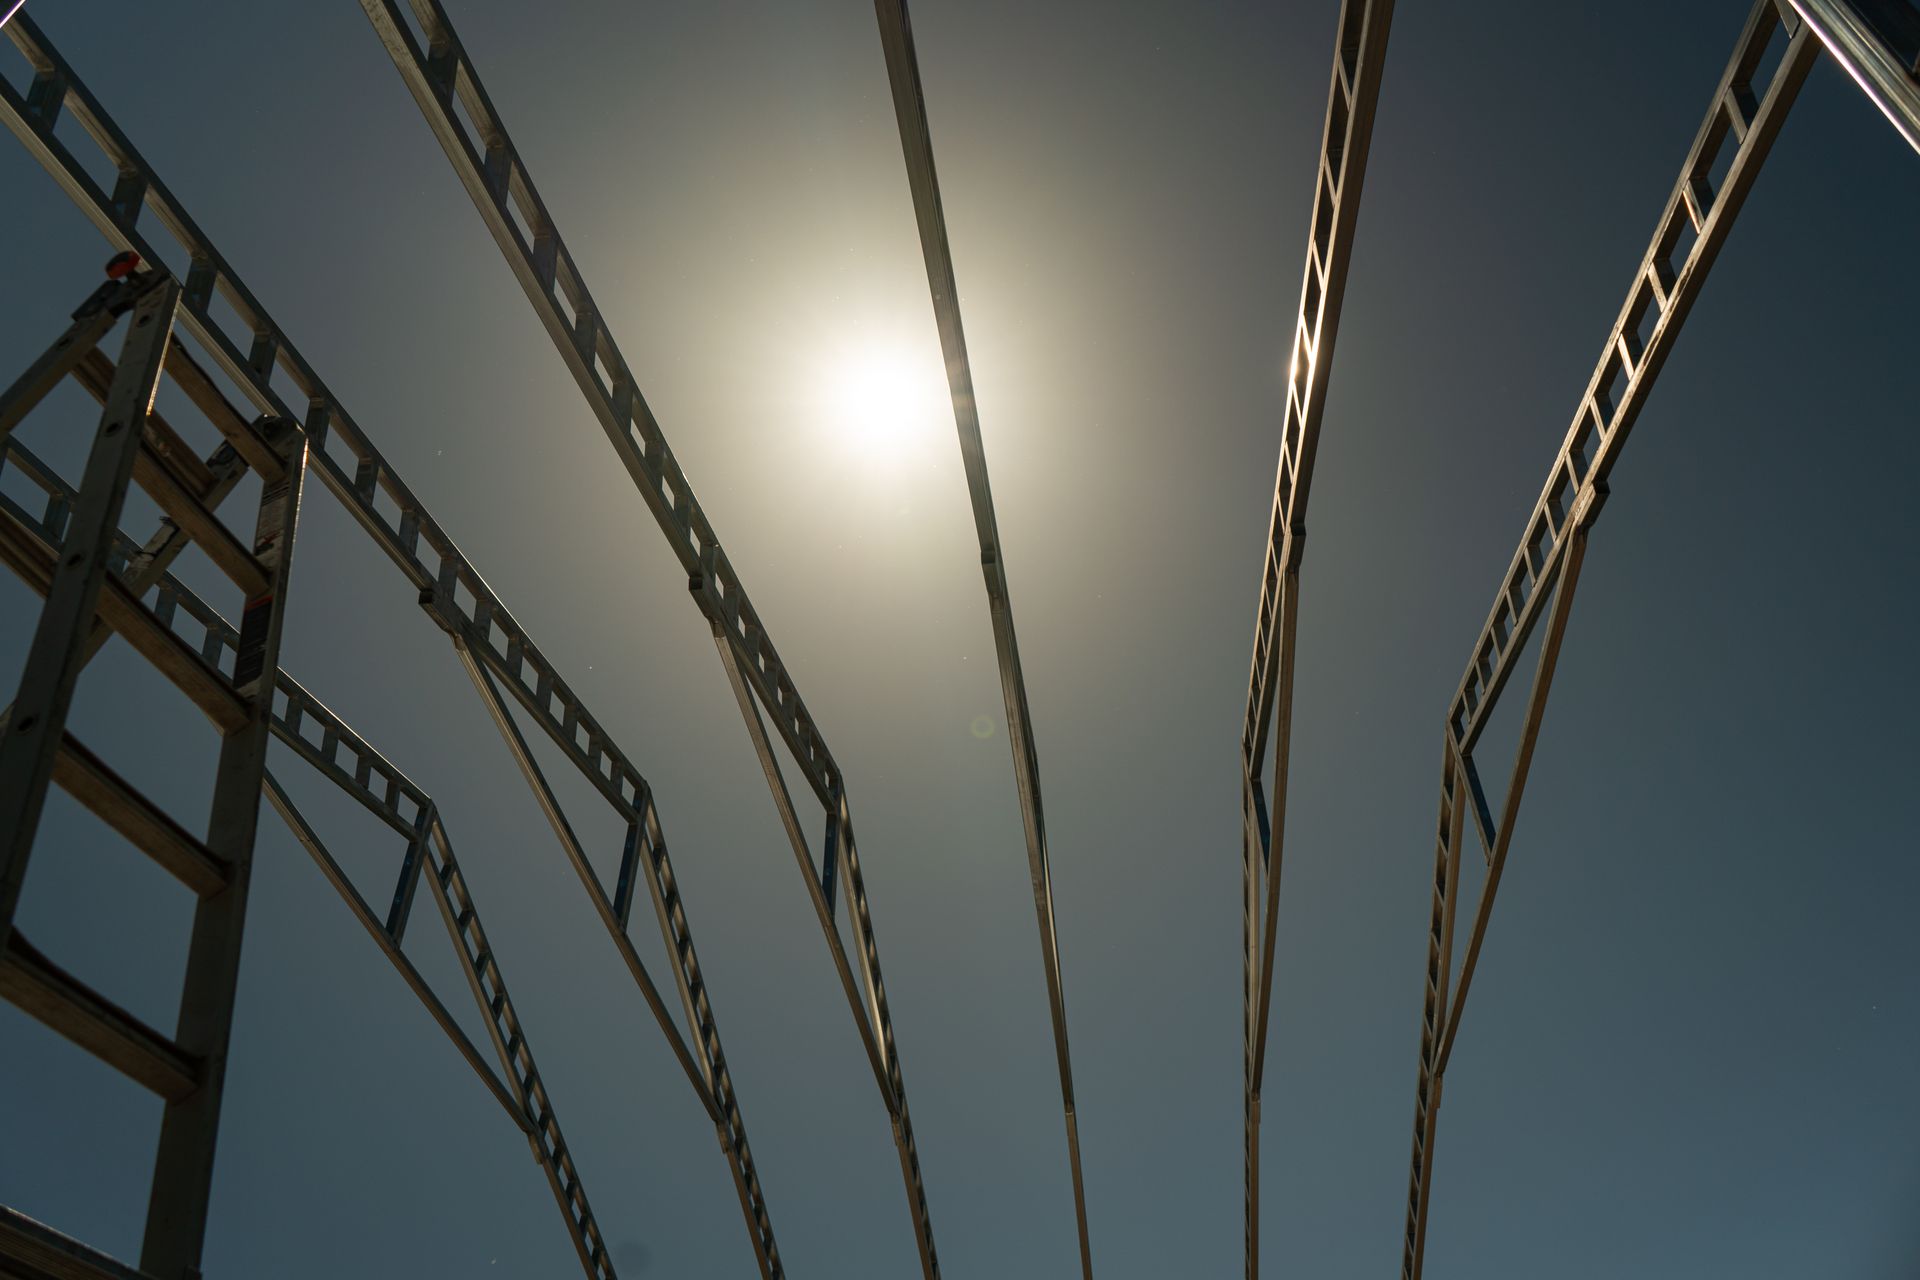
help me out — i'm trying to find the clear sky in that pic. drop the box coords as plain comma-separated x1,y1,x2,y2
2,2,1916,1277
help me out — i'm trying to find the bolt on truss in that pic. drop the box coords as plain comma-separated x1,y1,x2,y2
1234,2,1395,1276
0,271,307,1280
0,271,619,1276
356,1,945,1271
3,15,789,1274
1393,3,1919,1277
868,2,1093,1273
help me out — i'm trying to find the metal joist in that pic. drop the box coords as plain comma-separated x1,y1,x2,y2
1235,3,1395,1277
260,775,617,1279
423,809,619,1280
357,2,936,1271
354,0,843,809
452,648,783,1277
1396,6,1820,1277
868,3,1089,1274
264,769,531,1135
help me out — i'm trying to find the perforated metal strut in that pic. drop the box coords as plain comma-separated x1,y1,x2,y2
1235,3,1395,1276
1387,4,1899,1274
356,1,943,1271
868,3,1092,1274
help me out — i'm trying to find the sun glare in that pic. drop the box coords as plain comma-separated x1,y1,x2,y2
821,339,948,468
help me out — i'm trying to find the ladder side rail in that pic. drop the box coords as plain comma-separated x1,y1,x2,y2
142,416,308,1278
0,276,177,946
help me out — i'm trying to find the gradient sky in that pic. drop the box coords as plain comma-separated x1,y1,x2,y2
3,2,1917,1277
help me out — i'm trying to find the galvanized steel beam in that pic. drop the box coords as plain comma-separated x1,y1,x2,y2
356,1,941,1269
868,4,1091,1273
1395,6,1820,1276
1232,2,1395,1275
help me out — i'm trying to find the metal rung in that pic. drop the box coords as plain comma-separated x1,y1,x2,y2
0,507,248,734
51,733,229,897
0,1204,157,1280
125,442,266,597
0,932,199,1101
70,350,217,498
159,346,285,485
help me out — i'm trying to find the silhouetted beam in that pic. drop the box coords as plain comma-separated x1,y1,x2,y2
869,3,1092,1275
1397,6,1818,1276
1233,3,1396,1277
357,1,945,1272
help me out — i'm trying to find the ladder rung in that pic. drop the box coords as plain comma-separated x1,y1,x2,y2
0,932,199,1101
127,441,268,597
0,507,248,734
72,348,217,498
52,733,230,897
0,1204,156,1280
161,346,286,485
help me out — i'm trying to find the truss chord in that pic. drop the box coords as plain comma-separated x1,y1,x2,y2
712,625,897,1113
453,645,786,1279
354,0,845,810
449,640,724,1120
1396,5,1822,1276
1235,2,1396,1275
421,811,619,1279
355,0,939,1269
868,2,1091,1271
263,772,532,1136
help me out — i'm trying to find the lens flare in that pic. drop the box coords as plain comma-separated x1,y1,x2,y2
822,339,947,468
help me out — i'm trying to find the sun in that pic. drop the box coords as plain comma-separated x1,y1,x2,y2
821,338,948,468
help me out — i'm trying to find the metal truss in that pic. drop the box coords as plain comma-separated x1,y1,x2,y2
1394,3,1918,1276
0,272,619,1277
5,4,1909,1278
868,3,1091,1273
0,271,307,1280
2,15,781,1276
356,2,942,1271
262,760,620,1278
1235,2,1395,1276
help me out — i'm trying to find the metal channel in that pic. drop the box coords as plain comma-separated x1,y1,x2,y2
868,3,1090,1272
1233,3,1395,1275
1396,6,1820,1275
355,2,941,1270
